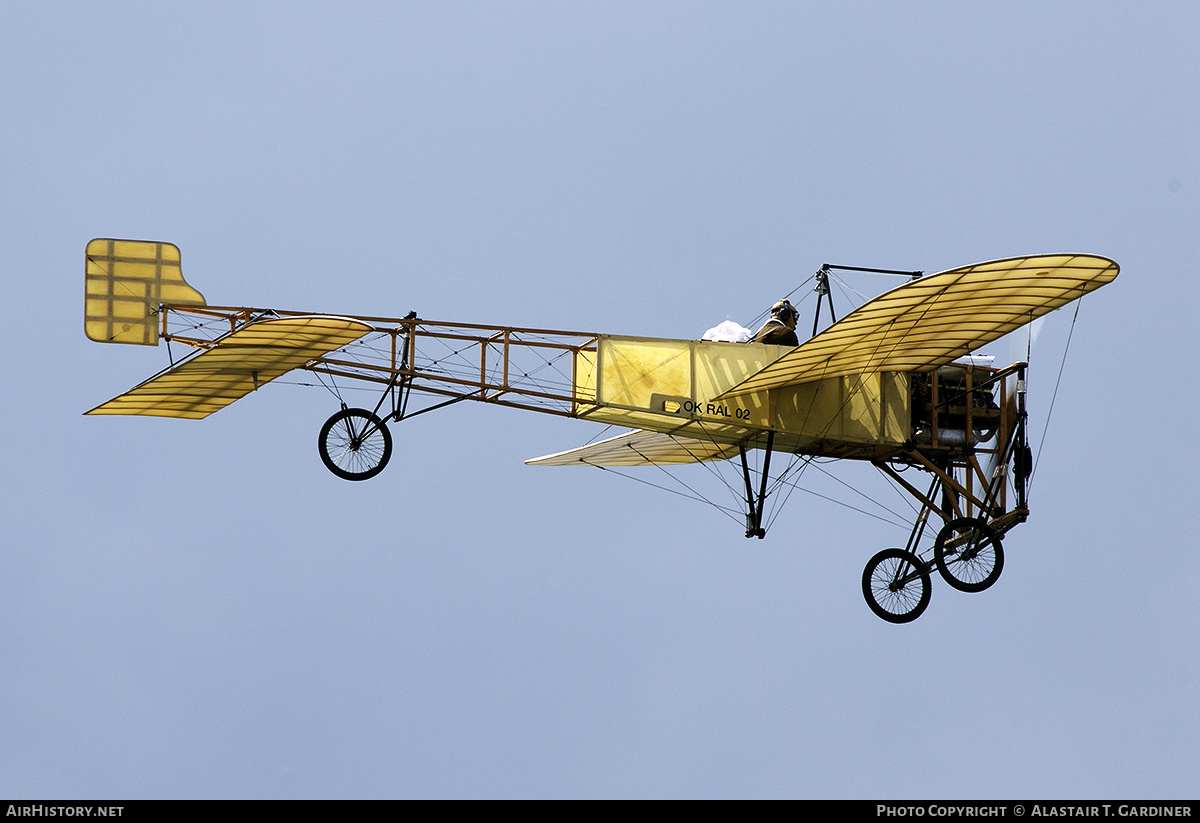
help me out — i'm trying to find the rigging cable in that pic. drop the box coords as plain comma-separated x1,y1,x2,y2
583,461,745,526
1027,297,1084,496
312,367,346,405
626,441,738,516
743,272,819,331
807,460,914,529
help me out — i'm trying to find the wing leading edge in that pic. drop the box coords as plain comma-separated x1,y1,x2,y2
85,316,374,419
716,253,1119,400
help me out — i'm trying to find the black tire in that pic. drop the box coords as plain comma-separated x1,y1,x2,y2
862,548,931,624
318,408,392,481
934,518,1003,593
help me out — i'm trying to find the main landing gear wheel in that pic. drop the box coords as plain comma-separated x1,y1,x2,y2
318,408,392,481
862,548,931,624
934,517,1004,593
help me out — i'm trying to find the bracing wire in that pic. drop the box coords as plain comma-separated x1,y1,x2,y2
762,454,810,533
777,483,914,529
626,442,732,510
1028,297,1084,495
581,425,617,447
807,460,913,528
584,462,746,526
312,368,345,404
744,273,820,332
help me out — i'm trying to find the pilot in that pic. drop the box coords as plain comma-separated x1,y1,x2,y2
750,299,800,346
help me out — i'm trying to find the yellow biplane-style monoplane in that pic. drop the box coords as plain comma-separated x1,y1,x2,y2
84,238,1118,622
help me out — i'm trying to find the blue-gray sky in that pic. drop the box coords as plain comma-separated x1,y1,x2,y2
2,1,1197,798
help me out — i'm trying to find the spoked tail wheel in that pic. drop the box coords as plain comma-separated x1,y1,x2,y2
318,408,392,481
862,548,931,623
934,517,1004,593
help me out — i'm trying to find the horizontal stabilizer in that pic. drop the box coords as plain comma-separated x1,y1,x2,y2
526,429,743,467
86,316,374,419
717,253,1119,400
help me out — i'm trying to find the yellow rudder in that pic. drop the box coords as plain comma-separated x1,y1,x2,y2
84,238,206,345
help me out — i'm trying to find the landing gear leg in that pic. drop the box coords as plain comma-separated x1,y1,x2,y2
739,432,774,539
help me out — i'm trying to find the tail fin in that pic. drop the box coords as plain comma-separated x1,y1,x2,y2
84,238,207,345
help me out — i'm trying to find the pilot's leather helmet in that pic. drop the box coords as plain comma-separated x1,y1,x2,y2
771,299,798,323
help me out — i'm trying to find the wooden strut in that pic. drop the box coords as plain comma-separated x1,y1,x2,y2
904,450,992,519
870,362,1031,555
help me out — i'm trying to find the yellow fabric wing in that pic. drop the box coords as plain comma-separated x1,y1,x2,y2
526,429,743,467
717,253,1118,400
86,316,374,419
